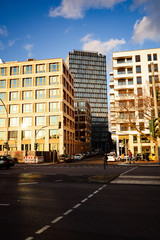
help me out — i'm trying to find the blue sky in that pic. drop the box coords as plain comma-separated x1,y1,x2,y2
0,0,160,72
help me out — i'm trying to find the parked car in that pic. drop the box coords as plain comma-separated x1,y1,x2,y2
64,154,74,163
74,154,84,160
149,153,155,161
107,152,120,161
57,154,67,163
0,155,15,169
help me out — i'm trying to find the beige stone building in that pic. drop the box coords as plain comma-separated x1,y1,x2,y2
110,48,160,157
0,58,75,156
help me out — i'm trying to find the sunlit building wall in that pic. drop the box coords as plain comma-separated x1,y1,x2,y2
0,58,75,155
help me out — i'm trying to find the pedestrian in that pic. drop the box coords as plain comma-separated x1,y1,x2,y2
128,150,134,164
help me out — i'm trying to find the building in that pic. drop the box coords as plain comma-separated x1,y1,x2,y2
66,50,109,152
74,99,91,153
110,48,160,157
0,58,75,156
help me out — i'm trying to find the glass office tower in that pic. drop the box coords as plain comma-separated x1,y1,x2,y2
66,50,109,152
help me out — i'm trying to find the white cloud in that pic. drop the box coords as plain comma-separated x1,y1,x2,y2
24,43,34,58
49,0,126,19
8,39,19,47
0,41,4,50
132,0,160,43
81,34,126,55
0,26,8,37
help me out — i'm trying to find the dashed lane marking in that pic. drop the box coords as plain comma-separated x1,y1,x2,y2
18,182,38,185
25,184,107,240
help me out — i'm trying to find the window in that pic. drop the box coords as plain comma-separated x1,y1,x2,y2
36,129,45,139
49,102,60,111
136,66,141,73
117,58,125,64
154,64,158,72
0,92,6,101
138,99,143,108
117,68,125,74
135,55,141,62
49,129,59,139
10,117,19,127
23,78,32,87
36,90,45,99
49,89,59,98
22,91,32,100
10,66,19,75
147,54,152,61
36,77,45,86
22,104,32,113
36,64,45,73
36,103,45,112
9,105,19,114
22,117,32,127
49,63,59,72
0,131,5,140
22,130,31,140
0,67,7,76
128,79,133,85
23,65,32,74
133,135,137,143
49,115,59,125
36,116,46,126
10,91,19,100
153,54,157,61
10,79,19,88
139,111,144,119
0,80,6,88
127,68,133,74
0,106,5,114
137,88,142,96
139,123,144,131
9,131,18,140
137,77,142,84
49,76,60,85
0,118,5,127
118,79,126,85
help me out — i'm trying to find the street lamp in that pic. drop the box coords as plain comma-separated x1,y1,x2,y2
0,98,9,155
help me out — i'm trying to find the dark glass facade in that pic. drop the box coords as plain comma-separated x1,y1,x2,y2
66,50,109,152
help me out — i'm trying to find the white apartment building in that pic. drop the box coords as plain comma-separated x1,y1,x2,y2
110,48,160,157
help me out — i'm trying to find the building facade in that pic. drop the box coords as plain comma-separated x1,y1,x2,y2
0,58,75,155
74,99,91,153
66,50,109,152
110,48,160,157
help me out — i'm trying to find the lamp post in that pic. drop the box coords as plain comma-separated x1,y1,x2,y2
0,98,9,155
35,125,47,156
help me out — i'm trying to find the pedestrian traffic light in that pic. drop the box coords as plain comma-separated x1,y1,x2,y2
154,118,160,135
4,141,8,149
34,143,38,150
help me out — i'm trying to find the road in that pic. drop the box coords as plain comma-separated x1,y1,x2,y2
0,161,160,240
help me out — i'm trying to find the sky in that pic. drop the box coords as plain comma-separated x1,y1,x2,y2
0,0,160,74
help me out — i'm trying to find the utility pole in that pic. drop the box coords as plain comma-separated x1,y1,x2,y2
151,62,159,162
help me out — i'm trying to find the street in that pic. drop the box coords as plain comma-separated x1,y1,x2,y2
0,161,160,240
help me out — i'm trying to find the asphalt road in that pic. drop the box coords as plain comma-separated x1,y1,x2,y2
0,163,160,240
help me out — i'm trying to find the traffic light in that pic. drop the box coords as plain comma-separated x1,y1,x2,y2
154,118,160,135
4,141,8,149
156,90,160,102
149,118,160,138
58,122,61,129
34,143,38,150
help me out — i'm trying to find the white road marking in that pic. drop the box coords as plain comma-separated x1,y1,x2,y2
93,190,98,194
36,225,50,234
88,194,94,198
63,209,73,215
18,182,38,185
51,216,63,224
25,237,33,240
81,198,88,203
55,180,63,182
0,203,10,206
73,203,81,209
120,166,138,176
